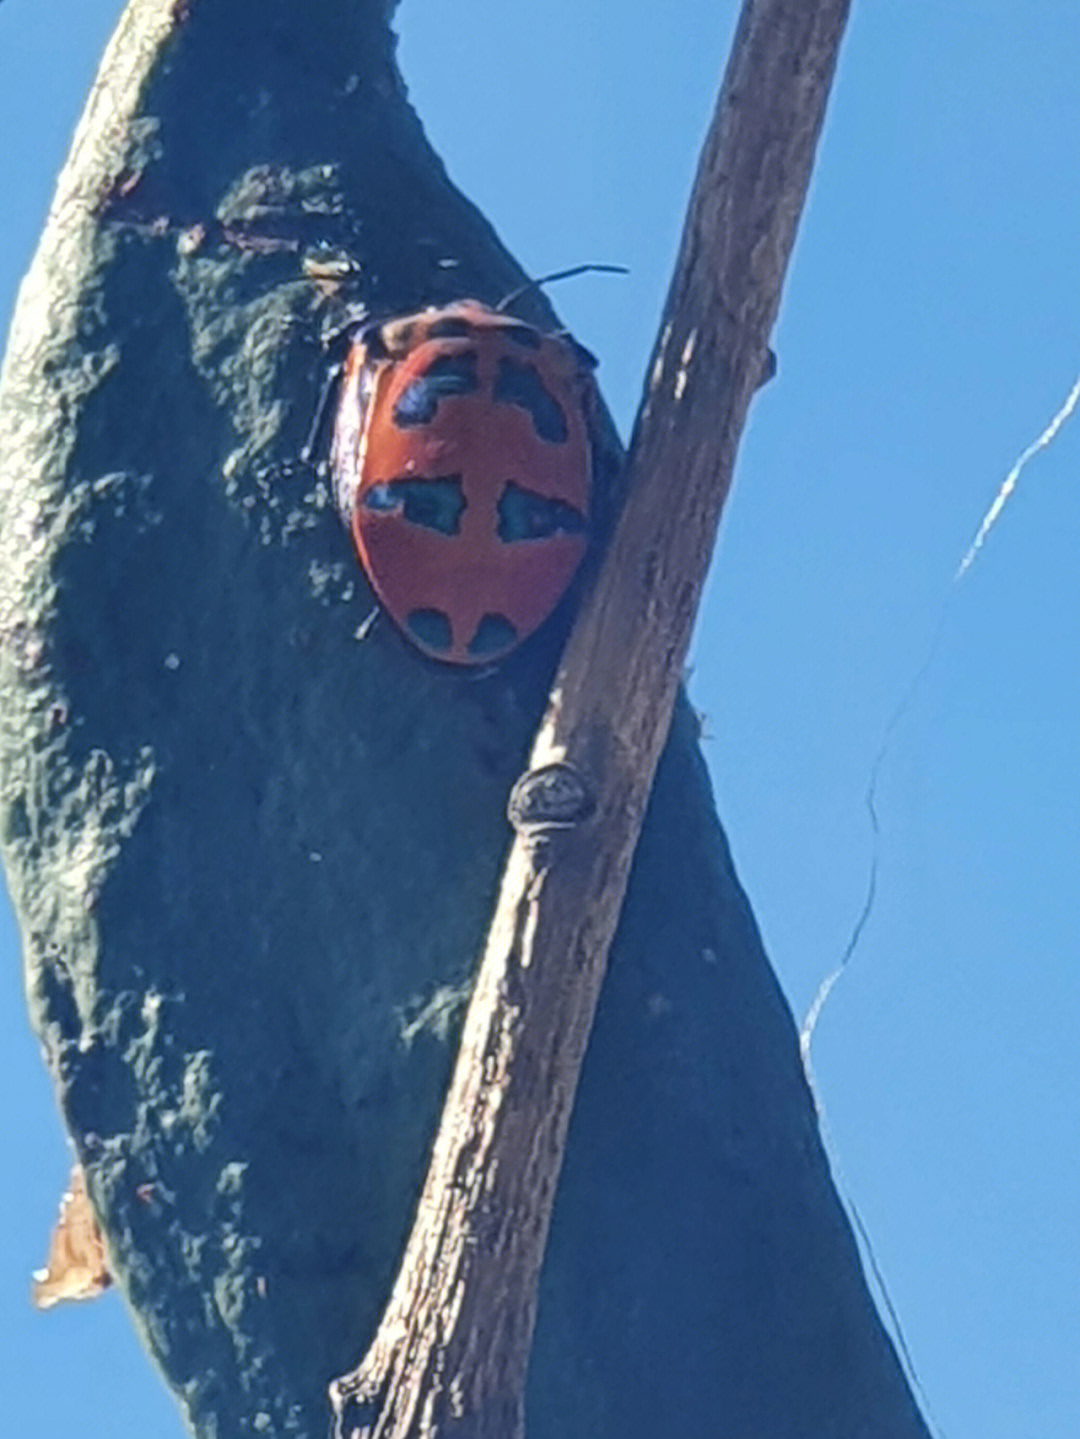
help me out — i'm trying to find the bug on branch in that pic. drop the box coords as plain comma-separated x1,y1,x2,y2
316,299,600,664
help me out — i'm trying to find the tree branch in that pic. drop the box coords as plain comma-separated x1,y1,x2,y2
330,2,853,1435
3,4,930,1435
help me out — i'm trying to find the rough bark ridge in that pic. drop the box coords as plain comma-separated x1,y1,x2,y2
0,2,931,1437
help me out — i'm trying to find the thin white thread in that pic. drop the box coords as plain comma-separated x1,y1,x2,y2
813,1096,947,1439
799,625,952,1435
798,603,950,1095
797,370,1080,1436
801,368,1080,1075
956,372,1080,579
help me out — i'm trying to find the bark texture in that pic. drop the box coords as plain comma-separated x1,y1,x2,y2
0,2,931,1437
330,3,864,1435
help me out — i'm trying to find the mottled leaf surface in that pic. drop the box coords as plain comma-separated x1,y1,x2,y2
0,2,929,1436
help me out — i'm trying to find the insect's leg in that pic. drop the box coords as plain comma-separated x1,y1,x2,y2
300,360,344,467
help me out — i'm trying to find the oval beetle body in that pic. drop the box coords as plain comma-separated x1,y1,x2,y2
330,300,598,665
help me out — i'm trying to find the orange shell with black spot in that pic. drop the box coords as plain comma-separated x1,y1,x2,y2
330,300,597,664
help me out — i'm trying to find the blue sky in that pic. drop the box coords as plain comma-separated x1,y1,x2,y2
2,4,1078,1436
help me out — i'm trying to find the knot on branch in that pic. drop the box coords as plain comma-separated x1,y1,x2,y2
507,762,594,834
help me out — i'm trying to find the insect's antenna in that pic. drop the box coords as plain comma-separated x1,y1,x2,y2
497,263,629,313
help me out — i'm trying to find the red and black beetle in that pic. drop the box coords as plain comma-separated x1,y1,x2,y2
325,299,600,665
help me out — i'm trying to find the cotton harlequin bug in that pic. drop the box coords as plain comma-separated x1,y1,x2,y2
325,299,601,665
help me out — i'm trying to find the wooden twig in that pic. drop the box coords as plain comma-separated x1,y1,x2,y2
330,1,852,1434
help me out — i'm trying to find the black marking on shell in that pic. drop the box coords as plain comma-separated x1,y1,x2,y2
493,358,569,443
497,482,586,542
500,323,543,350
393,352,479,426
406,609,453,652
468,614,518,657
363,476,465,534
425,317,477,340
